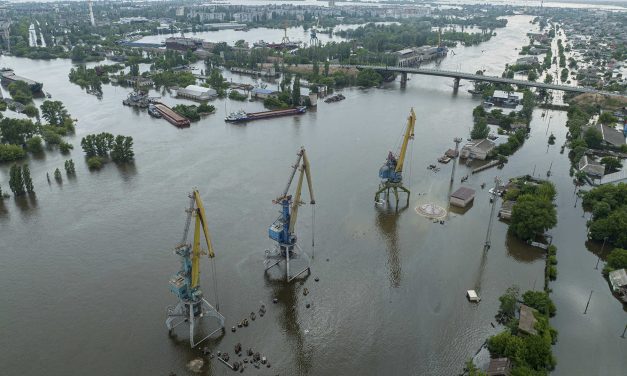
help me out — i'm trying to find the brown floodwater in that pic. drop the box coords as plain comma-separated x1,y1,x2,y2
0,15,625,376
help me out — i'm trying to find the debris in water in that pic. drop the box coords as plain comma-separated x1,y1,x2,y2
306,303,311,308
222,352,230,362
231,326,236,332
303,288,309,296
272,298,278,304
314,277,320,282
234,343,242,354
247,348,254,356
250,312,256,320
187,358,204,373
261,356,267,365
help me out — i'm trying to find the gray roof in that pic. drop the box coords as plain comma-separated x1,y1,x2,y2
472,138,496,152
578,155,605,177
518,304,538,335
596,123,625,146
609,269,627,290
451,186,476,201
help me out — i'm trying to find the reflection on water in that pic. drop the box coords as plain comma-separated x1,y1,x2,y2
505,232,544,263
374,203,409,288
115,162,138,182
14,193,39,214
264,274,312,375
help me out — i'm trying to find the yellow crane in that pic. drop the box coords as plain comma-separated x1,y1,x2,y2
166,189,224,347
375,108,416,206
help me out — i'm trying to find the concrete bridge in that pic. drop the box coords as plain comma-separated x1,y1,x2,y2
352,65,624,97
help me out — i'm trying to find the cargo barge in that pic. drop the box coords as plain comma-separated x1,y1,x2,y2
153,103,190,127
225,106,306,123
1,69,43,93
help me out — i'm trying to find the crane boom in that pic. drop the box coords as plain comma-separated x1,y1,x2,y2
395,108,416,173
288,148,314,234
191,190,214,288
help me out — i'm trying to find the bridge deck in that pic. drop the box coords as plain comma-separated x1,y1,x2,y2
353,65,624,98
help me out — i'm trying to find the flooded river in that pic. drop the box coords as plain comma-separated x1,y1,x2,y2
0,15,625,376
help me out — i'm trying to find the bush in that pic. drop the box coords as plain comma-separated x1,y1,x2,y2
356,68,383,87
228,90,248,101
263,96,289,109
197,102,215,114
602,248,627,275
27,136,43,153
510,195,557,241
59,142,74,154
0,144,26,162
87,156,104,170
522,290,556,316
22,104,39,118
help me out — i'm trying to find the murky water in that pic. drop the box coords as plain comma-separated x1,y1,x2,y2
0,15,625,376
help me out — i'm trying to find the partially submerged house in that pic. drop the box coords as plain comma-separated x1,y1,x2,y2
578,155,605,178
518,304,538,336
450,187,476,208
487,357,512,376
460,139,496,160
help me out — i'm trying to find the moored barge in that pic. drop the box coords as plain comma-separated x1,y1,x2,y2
225,106,306,123
153,103,190,127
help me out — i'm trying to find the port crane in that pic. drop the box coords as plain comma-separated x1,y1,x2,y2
265,147,315,282
165,190,224,347
375,108,416,206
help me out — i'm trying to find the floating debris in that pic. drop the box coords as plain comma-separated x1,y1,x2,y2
187,358,204,373
272,298,278,304
250,312,256,320
415,203,447,219
234,343,242,354
306,303,311,308
314,277,320,282
231,326,236,332
303,288,309,296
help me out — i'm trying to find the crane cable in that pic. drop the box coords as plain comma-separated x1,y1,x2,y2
211,257,220,311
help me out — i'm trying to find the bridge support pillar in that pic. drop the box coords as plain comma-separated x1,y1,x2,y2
453,77,460,94
400,72,407,88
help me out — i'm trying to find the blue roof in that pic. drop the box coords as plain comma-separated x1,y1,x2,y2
252,88,276,94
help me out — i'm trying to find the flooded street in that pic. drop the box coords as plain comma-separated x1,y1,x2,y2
0,15,625,376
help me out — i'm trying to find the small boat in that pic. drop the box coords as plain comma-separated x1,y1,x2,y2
148,104,162,118
483,101,494,108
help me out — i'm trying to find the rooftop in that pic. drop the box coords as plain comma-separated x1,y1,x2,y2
451,186,476,201
609,269,627,290
487,357,512,376
518,304,538,336
596,123,625,146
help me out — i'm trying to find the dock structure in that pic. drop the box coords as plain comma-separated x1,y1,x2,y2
1,70,43,93
472,160,501,174
153,103,191,128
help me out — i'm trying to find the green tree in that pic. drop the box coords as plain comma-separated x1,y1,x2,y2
584,127,603,149
292,75,301,106
498,285,520,319
601,156,622,173
356,68,382,87
54,168,62,181
510,195,557,240
64,159,76,175
0,118,36,145
0,144,26,162
26,136,43,153
543,74,553,84
87,156,103,170
471,118,490,139
599,112,618,125
7,81,33,104
603,248,627,275
312,60,319,76
527,69,538,82
22,164,34,193
207,68,227,91
9,164,25,196
522,290,556,316
129,63,140,77
40,100,69,126
22,104,39,118
324,60,330,76
111,135,134,163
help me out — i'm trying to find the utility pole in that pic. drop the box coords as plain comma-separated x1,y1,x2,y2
484,177,501,252
583,290,593,314
621,323,626,338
